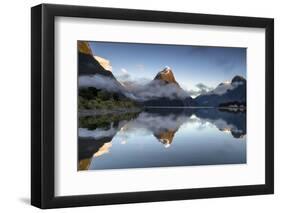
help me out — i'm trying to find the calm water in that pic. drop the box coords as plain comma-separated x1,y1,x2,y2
78,108,246,171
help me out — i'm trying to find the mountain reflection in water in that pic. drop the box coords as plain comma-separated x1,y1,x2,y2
78,108,246,171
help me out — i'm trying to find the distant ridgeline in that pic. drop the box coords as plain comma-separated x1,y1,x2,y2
78,41,246,110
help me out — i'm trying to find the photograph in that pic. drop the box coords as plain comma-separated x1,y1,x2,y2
78,41,247,171
30,3,274,209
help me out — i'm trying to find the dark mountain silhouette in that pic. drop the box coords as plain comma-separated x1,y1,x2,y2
143,97,185,106
78,112,133,170
232,75,246,84
78,136,113,170
194,75,246,107
184,96,197,106
78,41,115,78
78,42,245,108
193,108,246,138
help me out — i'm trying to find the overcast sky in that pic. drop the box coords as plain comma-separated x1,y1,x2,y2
89,41,246,92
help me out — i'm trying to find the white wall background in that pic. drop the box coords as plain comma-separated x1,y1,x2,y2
0,0,279,212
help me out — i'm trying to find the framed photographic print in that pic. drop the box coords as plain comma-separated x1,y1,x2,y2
31,4,274,209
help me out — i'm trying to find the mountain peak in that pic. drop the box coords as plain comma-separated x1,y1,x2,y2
78,41,93,56
154,129,177,148
231,75,246,84
154,67,179,86
94,56,112,72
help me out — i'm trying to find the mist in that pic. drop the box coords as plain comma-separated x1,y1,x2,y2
79,75,123,93
124,80,190,101
79,74,191,101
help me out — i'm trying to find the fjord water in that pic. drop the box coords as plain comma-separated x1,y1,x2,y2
78,108,246,171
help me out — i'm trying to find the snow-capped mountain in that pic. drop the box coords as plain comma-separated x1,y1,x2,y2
77,42,246,108
154,66,180,86
195,75,246,107
141,67,193,106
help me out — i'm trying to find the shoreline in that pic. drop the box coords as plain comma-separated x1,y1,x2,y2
79,107,142,116
79,106,246,116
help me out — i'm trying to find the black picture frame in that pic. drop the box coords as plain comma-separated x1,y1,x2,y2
31,3,274,209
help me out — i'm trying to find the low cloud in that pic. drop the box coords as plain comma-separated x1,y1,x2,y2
126,80,189,101
196,83,212,92
211,81,243,95
117,68,190,101
121,68,128,74
79,72,190,101
79,127,117,139
185,83,213,97
117,68,130,81
79,73,220,101
79,75,122,93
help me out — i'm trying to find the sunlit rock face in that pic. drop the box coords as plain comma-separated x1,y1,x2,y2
94,56,112,72
78,136,114,169
141,66,194,106
78,141,112,170
78,158,91,170
78,142,112,170
93,142,112,157
78,41,112,72
154,129,178,148
154,66,180,86
78,41,93,56
78,41,116,79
